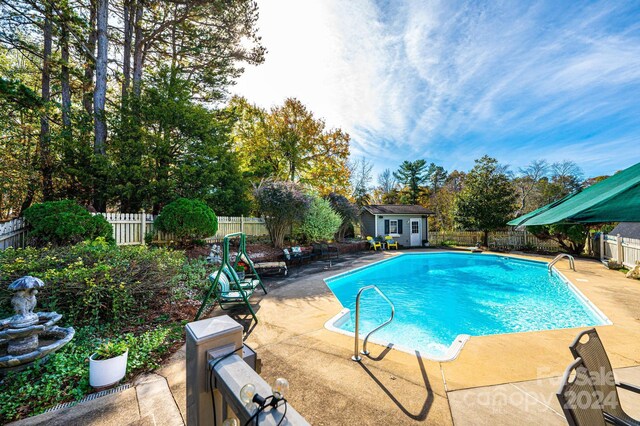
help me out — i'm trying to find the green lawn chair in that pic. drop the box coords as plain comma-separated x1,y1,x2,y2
209,269,257,323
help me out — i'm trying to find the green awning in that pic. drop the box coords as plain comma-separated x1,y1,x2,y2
508,161,640,226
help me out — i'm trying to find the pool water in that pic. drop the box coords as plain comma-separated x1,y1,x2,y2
324,253,609,360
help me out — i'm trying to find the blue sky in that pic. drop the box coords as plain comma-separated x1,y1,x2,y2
233,0,640,179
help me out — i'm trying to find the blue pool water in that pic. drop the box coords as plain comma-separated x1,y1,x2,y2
324,253,608,359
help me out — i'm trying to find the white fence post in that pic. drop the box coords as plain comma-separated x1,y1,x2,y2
241,215,245,233
140,210,146,245
616,234,623,264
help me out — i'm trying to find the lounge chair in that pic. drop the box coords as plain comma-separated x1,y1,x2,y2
367,236,381,251
569,328,640,425
385,236,398,250
209,270,257,323
557,357,607,426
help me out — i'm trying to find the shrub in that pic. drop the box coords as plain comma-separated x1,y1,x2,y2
0,239,185,326
254,180,311,248
154,198,218,246
23,200,114,246
297,196,342,242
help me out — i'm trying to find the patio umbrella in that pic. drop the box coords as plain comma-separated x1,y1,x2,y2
508,161,640,226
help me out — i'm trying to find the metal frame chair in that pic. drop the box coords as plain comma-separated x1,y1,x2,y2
557,357,608,426
569,328,640,426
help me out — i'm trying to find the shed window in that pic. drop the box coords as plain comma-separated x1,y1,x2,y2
389,220,398,234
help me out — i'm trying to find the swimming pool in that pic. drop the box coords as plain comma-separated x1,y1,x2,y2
324,253,610,360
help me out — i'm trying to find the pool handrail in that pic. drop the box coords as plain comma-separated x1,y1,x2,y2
352,285,395,362
548,253,576,272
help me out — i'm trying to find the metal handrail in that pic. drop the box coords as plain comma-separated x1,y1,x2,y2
352,285,395,362
548,253,576,272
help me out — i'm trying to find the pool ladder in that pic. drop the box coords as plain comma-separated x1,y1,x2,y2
352,285,395,362
548,253,576,272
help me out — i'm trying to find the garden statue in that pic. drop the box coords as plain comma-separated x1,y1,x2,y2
0,276,75,374
207,244,222,265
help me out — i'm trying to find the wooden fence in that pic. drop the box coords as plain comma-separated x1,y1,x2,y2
428,230,562,251
601,234,640,268
0,214,269,249
0,218,27,250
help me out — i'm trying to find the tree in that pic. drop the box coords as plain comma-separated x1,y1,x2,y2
514,159,549,214
230,96,351,195
254,180,311,248
528,224,588,255
455,156,517,246
551,160,583,195
0,0,266,218
326,192,358,241
111,70,250,215
351,158,373,207
393,160,428,204
436,170,465,230
374,168,399,203
297,196,342,243
426,162,448,228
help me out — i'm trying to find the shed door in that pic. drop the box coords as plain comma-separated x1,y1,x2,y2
410,218,421,246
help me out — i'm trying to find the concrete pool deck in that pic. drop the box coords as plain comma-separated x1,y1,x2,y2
242,249,640,424
11,249,640,425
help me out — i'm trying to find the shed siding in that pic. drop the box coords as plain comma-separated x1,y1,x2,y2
374,215,428,247
360,212,376,237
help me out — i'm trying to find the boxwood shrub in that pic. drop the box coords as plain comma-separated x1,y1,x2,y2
154,198,218,246
23,200,114,246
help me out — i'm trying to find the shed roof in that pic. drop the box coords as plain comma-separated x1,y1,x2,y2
362,204,434,215
609,222,640,239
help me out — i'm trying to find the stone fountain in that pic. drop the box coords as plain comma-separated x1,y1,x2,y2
0,276,75,374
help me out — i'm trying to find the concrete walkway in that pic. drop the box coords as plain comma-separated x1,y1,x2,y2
10,371,184,426
10,250,640,425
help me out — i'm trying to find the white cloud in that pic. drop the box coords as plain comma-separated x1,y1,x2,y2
232,0,640,177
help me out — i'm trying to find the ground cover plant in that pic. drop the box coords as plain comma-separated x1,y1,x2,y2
0,239,212,422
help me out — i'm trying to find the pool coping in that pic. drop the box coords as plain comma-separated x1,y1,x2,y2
322,251,611,362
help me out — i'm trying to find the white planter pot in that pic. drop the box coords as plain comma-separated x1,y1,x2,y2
89,350,128,388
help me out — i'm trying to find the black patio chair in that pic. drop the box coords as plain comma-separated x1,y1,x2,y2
569,328,640,426
557,357,608,426
322,243,339,259
312,243,326,259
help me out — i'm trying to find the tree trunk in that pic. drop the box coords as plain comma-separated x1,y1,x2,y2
82,0,97,117
121,0,133,102
132,0,144,97
92,0,108,211
483,230,489,247
39,4,54,201
93,0,108,155
61,25,72,132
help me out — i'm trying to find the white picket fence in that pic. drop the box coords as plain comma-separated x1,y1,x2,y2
0,213,269,248
428,230,562,251
0,218,27,250
601,234,640,268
